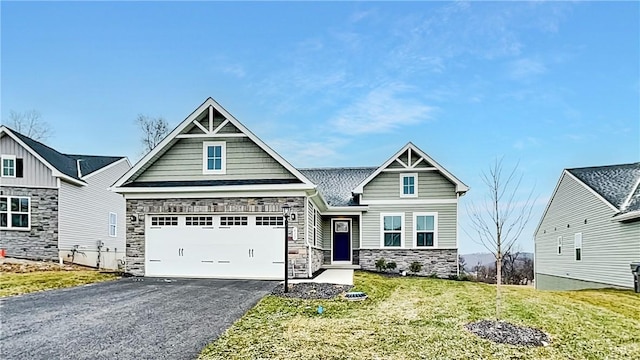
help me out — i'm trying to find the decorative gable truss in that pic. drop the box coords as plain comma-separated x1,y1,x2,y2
352,142,469,195
113,98,315,191
177,105,247,139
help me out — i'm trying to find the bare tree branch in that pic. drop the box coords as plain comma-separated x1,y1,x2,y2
463,157,536,319
6,110,52,141
136,114,169,154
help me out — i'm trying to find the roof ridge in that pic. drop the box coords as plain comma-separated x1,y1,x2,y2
298,166,378,170
65,153,126,159
567,162,640,171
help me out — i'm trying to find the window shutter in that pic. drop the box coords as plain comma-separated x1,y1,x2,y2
16,159,24,178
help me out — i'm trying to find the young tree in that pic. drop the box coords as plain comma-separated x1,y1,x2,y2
6,110,52,141
136,115,169,154
465,158,535,319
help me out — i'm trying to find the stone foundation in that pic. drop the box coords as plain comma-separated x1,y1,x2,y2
359,248,457,277
0,187,59,261
125,196,309,277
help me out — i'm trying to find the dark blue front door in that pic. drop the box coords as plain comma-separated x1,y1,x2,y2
333,220,350,262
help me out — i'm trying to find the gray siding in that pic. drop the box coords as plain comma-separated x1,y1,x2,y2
58,160,130,269
136,137,296,182
362,171,456,200
0,134,57,188
361,204,457,249
534,173,640,289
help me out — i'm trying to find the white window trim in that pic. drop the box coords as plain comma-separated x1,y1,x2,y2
202,141,226,174
380,212,405,248
399,173,418,198
0,195,31,231
109,212,117,237
574,232,582,261
1,155,17,178
557,236,562,255
413,212,438,248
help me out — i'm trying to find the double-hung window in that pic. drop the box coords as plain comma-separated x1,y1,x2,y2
381,213,404,247
202,141,226,174
1,155,16,177
109,213,117,237
574,233,582,261
400,173,418,198
415,213,437,247
0,196,30,230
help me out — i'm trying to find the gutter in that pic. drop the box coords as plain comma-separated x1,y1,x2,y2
611,210,640,222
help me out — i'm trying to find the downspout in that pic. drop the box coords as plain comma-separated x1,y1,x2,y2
307,189,321,278
456,192,460,276
76,159,83,178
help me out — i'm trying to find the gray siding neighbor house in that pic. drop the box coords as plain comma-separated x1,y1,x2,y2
112,98,469,279
534,163,640,290
0,126,131,270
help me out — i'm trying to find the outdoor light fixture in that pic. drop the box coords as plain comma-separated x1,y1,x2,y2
282,204,291,293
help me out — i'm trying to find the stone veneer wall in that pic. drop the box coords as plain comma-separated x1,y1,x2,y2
359,249,457,277
0,186,59,261
126,196,308,277
311,248,323,275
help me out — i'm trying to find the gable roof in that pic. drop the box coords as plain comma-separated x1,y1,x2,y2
0,126,127,185
567,162,640,213
113,98,314,189
352,142,469,194
536,162,640,233
300,167,377,207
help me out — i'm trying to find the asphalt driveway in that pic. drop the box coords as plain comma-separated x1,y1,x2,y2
0,277,277,360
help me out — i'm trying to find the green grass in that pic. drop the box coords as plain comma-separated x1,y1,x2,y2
0,270,119,297
200,271,640,360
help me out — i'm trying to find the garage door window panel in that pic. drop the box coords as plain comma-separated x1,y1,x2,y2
151,216,178,227
186,216,213,226
221,216,248,226
256,216,283,226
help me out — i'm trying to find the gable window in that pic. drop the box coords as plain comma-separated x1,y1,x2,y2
202,141,226,174
109,213,117,237
400,173,418,198
381,213,404,247
1,155,16,177
574,233,582,261
557,236,562,255
415,213,438,247
0,196,30,230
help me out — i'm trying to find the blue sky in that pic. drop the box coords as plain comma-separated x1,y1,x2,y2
2,1,638,254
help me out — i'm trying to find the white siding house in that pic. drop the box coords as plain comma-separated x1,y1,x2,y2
534,163,640,290
0,126,131,270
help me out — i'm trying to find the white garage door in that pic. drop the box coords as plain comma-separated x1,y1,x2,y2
145,214,285,279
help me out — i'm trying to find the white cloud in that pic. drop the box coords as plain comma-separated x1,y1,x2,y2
268,137,349,167
513,136,541,150
330,84,434,134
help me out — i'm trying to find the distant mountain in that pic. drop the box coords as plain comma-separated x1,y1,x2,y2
461,252,533,271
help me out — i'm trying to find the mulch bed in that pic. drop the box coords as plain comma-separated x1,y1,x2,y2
272,282,353,299
465,320,551,347
0,258,86,273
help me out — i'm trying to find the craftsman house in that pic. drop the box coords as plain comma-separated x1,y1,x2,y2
112,98,468,279
534,163,640,290
0,126,130,269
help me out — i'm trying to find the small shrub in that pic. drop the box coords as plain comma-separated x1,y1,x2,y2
386,262,397,271
429,273,439,279
409,261,423,274
375,258,387,272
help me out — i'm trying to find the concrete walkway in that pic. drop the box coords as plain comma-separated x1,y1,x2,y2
290,269,354,285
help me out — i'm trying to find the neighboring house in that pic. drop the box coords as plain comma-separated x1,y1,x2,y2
0,126,131,270
534,163,640,290
112,98,468,279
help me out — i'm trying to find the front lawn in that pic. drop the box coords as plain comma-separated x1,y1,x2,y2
0,270,119,297
200,271,640,359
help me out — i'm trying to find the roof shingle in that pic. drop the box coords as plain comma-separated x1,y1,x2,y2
299,167,377,207
4,127,125,180
568,162,640,213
